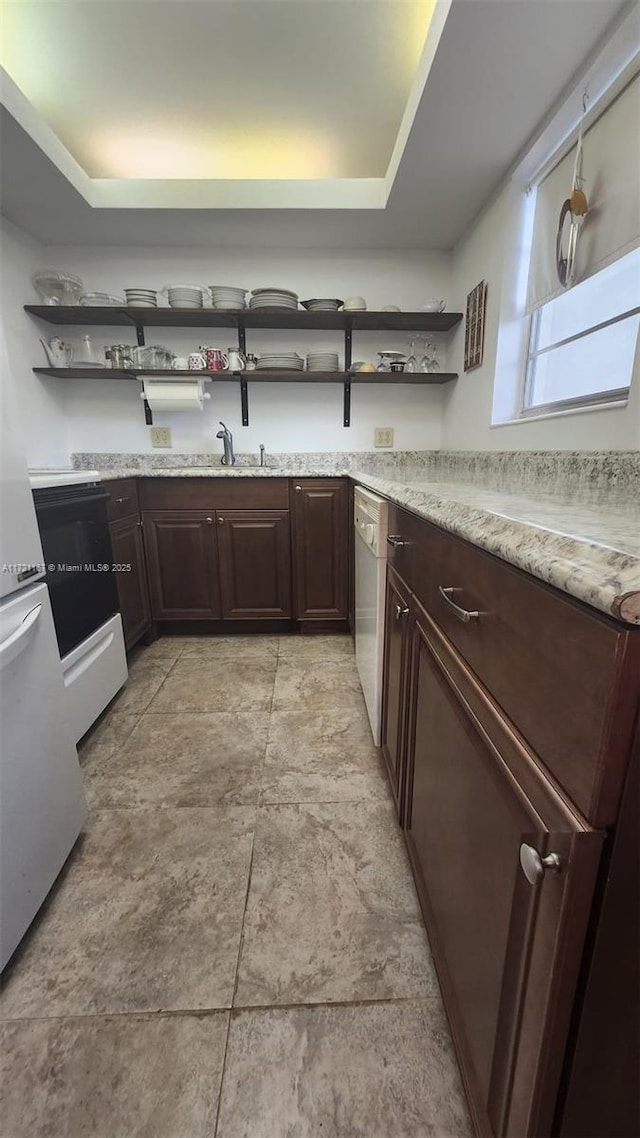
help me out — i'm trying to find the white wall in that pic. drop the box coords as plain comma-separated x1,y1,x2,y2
37,244,451,456
0,218,71,465
441,183,640,451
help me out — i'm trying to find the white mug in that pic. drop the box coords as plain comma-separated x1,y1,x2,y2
172,356,188,370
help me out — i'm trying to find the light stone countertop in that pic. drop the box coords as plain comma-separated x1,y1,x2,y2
74,451,639,625
352,470,640,626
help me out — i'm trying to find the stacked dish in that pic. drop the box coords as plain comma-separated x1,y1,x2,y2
250,288,298,310
125,288,158,308
256,352,304,371
301,299,343,312
210,285,247,311
162,284,208,309
344,296,367,312
80,292,124,307
306,351,340,372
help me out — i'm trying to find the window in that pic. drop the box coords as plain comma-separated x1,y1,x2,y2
523,245,640,414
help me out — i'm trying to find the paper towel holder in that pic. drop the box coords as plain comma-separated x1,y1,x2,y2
139,376,211,413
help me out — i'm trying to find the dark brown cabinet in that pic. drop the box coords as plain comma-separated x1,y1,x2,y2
217,509,292,619
380,565,411,813
380,502,640,1138
405,606,601,1138
142,510,221,620
109,515,151,650
292,478,349,624
104,478,151,652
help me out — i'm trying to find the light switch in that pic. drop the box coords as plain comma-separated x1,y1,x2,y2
374,427,394,448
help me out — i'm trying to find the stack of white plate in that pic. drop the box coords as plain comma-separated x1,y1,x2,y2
210,285,247,311
301,299,343,312
250,288,298,310
125,288,158,308
162,284,208,309
80,292,125,307
306,351,340,372
256,353,304,371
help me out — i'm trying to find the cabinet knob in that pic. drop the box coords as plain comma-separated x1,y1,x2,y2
519,844,562,885
394,603,409,621
206,516,213,524
387,535,407,548
218,517,224,524
295,485,302,492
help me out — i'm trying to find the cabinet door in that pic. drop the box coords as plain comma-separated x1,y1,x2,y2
380,565,411,815
293,479,348,620
142,511,220,619
109,515,150,650
405,607,603,1138
217,510,291,619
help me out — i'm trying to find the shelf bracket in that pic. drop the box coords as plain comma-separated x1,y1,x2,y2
140,381,153,425
344,325,352,370
237,325,247,355
240,376,249,425
343,378,351,428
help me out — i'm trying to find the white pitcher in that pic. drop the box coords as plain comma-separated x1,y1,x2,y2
226,348,245,371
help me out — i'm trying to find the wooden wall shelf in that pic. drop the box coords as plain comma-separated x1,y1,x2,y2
26,304,461,426
25,305,463,333
34,367,456,385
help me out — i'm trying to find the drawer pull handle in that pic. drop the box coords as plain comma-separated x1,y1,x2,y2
519,844,562,885
387,535,407,548
438,586,480,623
114,496,129,504
394,603,409,621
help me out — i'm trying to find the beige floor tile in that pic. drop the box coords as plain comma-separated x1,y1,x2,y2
111,657,170,714
272,659,364,711
77,709,142,769
86,712,269,808
0,1012,228,1138
180,635,279,662
130,637,185,670
261,710,389,804
217,1002,472,1138
147,658,276,713
235,801,436,1007
0,807,255,1019
278,634,354,660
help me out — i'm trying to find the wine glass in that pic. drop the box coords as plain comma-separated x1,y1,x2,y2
405,338,417,374
420,339,439,372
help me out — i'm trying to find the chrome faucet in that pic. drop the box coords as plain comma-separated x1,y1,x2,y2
259,443,266,468
216,421,235,466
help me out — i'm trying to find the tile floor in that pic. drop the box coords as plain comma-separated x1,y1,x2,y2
0,634,472,1138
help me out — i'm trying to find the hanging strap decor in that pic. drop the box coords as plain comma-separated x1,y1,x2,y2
555,95,589,288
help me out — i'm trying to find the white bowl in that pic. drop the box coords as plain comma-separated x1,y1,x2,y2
422,299,446,312
344,296,366,310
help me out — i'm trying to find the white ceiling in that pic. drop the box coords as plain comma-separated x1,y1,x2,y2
0,0,629,247
1,0,436,180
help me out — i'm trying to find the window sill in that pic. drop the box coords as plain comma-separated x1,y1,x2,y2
491,396,629,428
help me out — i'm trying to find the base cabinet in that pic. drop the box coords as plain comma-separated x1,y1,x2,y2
293,479,348,623
404,607,602,1137
217,509,292,619
142,511,221,619
109,515,151,650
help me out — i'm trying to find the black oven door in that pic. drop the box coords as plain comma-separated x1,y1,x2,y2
32,484,118,658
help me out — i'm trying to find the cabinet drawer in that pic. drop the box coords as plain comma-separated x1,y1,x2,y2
103,478,139,521
138,477,290,511
388,505,638,827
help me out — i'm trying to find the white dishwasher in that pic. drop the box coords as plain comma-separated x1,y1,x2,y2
354,486,389,745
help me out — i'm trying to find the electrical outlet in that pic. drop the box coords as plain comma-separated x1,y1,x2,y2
151,427,172,448
374,427,394,448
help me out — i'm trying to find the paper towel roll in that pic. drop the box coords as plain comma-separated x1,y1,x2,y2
141,380,210,411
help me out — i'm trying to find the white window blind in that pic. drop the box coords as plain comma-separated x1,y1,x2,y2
526,73,640,313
